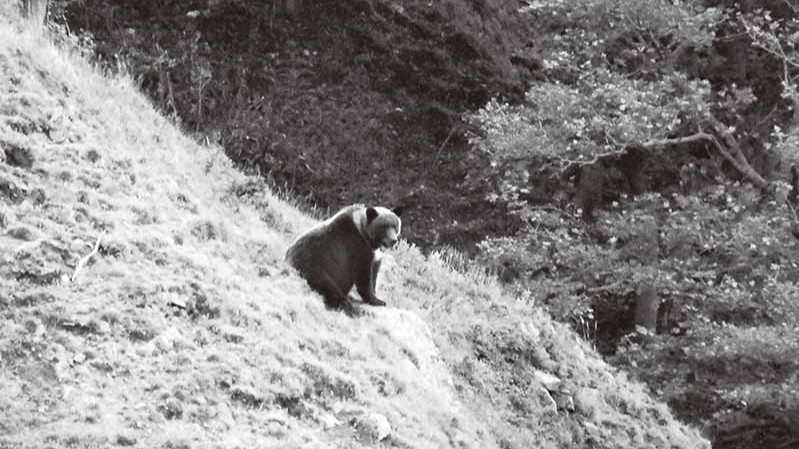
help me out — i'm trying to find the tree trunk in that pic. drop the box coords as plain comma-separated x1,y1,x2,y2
634,284,659,332
21,0,48,29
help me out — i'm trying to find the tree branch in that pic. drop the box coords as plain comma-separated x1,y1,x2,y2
71,234,102,283
562,123,769,190
705,114,769,189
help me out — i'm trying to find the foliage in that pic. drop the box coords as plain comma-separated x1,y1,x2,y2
476,177,799,444
0,20,712,449
469,71,711,177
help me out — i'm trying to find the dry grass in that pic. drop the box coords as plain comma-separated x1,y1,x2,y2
0,14,708,449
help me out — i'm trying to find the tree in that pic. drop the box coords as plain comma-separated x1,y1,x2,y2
469,0,799,356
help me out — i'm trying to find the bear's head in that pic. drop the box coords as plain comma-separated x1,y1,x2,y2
363,206,402,249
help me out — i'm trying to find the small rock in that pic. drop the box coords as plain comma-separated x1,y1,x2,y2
264,420,286,437
68,239,90,254
168,298,187,310
155,327,195,352
352,412,391,443
536,387,558,413
533,369,562,391
317,412,339,429
135,341,156,357
574,387,602,419
583,421,600,436
552,389,575,413
116,434,137,446
70,352,86,365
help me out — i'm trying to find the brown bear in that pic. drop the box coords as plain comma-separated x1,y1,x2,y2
286,204,402,312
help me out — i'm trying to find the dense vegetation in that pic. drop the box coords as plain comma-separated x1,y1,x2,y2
39,0,799,448
469,1,799,448
0,9,709,448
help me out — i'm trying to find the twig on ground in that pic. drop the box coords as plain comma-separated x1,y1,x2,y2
71,234,102,283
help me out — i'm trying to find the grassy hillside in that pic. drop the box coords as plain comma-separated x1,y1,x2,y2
0,14,708,449
59,0,533,252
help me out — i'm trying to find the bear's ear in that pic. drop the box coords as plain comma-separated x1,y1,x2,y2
366,207,379,223
392,206,404,217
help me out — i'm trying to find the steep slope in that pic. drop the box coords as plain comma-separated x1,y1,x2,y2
60,0,532,252
0,16,708,449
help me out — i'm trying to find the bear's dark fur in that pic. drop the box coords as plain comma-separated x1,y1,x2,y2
286,204,402,312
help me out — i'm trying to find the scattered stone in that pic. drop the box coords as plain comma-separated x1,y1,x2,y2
135,341,157,356
70,352,86,366
352,412,391,443
168,298,188,310
574,387,602,419
116,434,137,446
536,387,558,414
155,327,195,352
263,411,288,436
552,389,575,413
317,412,340,429
68,238,89,254
258,266,272,277
264,420,286,437
533,369,562,391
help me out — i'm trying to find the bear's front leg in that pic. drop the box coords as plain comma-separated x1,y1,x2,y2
357,258,386,306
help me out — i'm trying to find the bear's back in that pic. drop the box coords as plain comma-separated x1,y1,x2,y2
286,207,372,295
